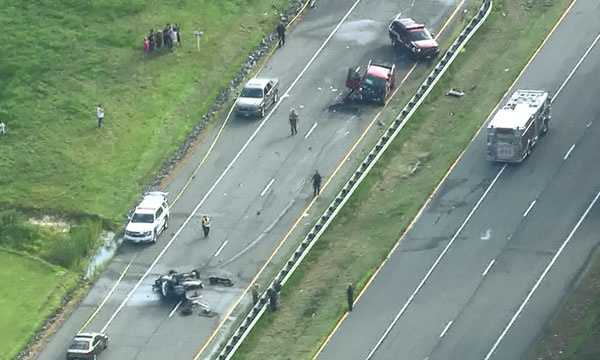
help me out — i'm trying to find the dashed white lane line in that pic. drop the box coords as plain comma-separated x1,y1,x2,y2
484,190,600,360
439,321,453,338
523,200,536,217
260,178,276,197
100,0,368,335
168,301,182,318
214,240,229,257
364,165,507,360
482,259,496,277
305,122,318,139
563,144,575,160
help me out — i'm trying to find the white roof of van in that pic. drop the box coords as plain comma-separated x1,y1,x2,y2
135,192,166,212
488,90,548,130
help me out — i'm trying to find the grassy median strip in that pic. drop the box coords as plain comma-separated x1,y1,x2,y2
0,249,78,360
0,0,288,221
233,1,572,359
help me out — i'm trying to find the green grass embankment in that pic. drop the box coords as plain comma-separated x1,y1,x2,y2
0,0,288,221
0,249,78,360
232,1,572,359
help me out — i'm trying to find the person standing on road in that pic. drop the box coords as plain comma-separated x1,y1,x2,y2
0,121,6,135
96,105,104,128
312,170,322,197
276,21,286,48
201,215,211,238
346,283,354,312
289,107,298,136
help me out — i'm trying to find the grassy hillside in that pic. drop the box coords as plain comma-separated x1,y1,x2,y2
0,249,78,360
0,0,287,222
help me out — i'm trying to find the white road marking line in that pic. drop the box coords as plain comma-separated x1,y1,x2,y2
304,122,318,139
552,32,600,102
439,321,453,338
79,256,136,332
523,200,536,217
100,0,367,335
260,178,275,197
484,190,600,360
214,240,229,257
168,301,182,318
563,144,575,160
482,259,495,277
364,165,506,360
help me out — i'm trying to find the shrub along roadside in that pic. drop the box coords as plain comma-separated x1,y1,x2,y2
0,209,102,270
232,1,573,359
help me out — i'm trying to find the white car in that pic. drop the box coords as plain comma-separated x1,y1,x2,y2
124,192,169,244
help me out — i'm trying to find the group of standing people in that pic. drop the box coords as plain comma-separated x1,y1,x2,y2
144,24,181,55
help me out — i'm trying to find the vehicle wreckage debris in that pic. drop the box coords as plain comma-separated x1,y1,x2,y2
446,88,465,97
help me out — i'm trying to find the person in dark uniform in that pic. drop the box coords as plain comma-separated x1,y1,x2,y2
289,108,298,136
347,283,354,312
276,21,286,47
268,287,278,311
201,215,211,237
312,170,322,197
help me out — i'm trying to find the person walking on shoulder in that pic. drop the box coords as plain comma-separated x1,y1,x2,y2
201,215,211,238
276,21,286,47
312,170,322,197
289,107,298,136
346,283,354,312
96,105,104,128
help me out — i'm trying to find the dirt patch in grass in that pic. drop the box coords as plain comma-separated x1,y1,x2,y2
232,1,573,359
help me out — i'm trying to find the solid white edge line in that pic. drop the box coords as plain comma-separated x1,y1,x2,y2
304,122,318,139
563,144,575,160
439,321,453,338
551,32,600,102
523,200,536,218
483,190,600,360
482,258,496,277
364,164,507,360
214,240,229,257
168,300,183,318
79,256,136,332
260,178,276,197
100,0,366,335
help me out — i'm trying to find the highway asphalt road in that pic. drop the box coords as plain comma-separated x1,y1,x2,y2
316,1,600,360
35,0,461,359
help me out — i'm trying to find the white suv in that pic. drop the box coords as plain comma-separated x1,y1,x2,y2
124,192,170,244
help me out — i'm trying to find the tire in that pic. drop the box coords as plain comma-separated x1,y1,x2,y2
163,216,169,230
151,230,157,244
259,107,265,118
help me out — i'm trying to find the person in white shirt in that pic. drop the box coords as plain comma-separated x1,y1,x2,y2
96,105,104,128
0,121,6,135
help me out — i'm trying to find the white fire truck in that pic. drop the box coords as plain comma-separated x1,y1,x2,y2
486,89,551,162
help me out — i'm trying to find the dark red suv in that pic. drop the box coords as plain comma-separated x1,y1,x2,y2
388,16,439,59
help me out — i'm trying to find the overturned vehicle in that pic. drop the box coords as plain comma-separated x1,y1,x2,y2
153,270,204,301
343,60,396,105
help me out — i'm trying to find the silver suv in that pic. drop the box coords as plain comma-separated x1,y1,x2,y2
235,78,279,118
124,192,169,244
